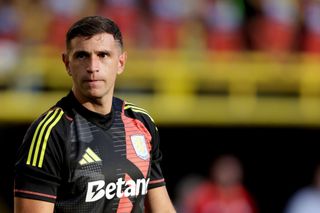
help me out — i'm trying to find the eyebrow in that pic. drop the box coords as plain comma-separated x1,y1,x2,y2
97,50,112,56
72,50,112,56
73,50,89,56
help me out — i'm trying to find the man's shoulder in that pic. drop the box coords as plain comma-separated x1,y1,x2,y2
119,99,155,123
33,106,66,125
27,93,74,134
119,99,159,138
24,106,66,143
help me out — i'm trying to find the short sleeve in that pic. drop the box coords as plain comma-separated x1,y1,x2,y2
147,121,166,189
14,108,65,203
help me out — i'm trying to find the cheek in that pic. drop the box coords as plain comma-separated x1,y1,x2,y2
69,64,83,76
69,70,83,84
102,62,117,75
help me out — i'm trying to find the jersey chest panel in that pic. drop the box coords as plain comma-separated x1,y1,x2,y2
56,110,152,213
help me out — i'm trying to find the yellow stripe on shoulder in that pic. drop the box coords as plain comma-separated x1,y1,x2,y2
38,109,64,168
124,103,155,123
26,108,64,168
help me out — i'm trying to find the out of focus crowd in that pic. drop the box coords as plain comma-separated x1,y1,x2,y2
174,154,320,213
0,0,320,54
1,0,320,90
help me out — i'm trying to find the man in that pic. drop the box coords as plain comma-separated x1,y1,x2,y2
14,16,176,213
284,162,320,213
182,154,257,213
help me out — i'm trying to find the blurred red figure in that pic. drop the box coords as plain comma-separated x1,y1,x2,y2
301,0,320,54
201,0,245,52
250,0,299,54
0,0,20,41
149,0,187,49
98,0,143,48
44,0,88,49
185,155,257,213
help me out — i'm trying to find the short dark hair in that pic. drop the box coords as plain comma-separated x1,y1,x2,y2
66,16,123,51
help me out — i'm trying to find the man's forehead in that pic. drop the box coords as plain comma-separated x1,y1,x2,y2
68,33,122,54
70,33,115,45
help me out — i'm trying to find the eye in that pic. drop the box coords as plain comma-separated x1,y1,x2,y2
98,51,110,58
75,52,88,60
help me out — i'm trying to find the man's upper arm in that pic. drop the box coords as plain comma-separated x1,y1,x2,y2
14,108,65,202
145,186,176,213
14,197,54,213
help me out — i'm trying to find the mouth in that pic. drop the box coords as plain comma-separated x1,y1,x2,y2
84,79,103,82
83,79,104,87
85,80,99,82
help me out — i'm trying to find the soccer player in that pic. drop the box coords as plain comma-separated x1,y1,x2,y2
14,16,176,213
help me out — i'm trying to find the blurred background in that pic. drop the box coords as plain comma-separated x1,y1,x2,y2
1,0,320,212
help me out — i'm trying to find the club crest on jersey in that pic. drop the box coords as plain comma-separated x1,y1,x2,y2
130,135,149,160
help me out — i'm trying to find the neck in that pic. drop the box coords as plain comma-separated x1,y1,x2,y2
82,100,112,115
72,90,113,115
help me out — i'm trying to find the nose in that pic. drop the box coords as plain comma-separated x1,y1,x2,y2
87,55,99,73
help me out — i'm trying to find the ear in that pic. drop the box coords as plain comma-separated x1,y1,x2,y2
62,53,72,76
117,51,127,75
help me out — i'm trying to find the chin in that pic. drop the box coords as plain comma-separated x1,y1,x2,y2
86,90,107,99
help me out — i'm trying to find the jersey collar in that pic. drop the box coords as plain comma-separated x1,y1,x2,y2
68,91,114,129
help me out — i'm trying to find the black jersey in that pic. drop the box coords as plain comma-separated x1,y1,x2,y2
14,91,165,213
